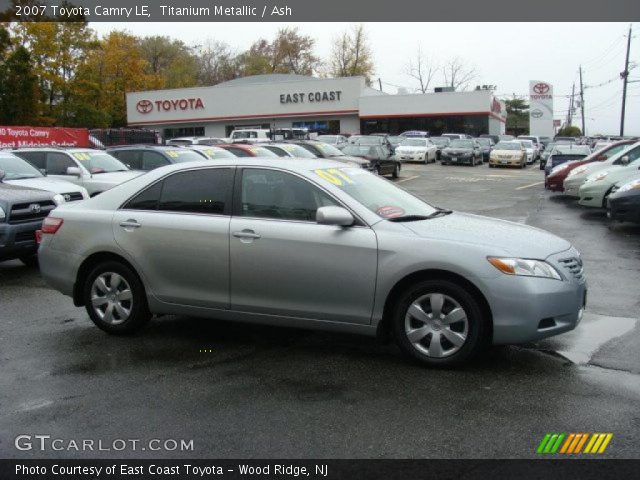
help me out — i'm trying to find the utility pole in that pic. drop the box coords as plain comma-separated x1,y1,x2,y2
620,25,632,137
568,82,575,127
378,78,383,92
579,66,585,135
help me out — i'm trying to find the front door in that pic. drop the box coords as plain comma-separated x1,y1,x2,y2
229,167,378,325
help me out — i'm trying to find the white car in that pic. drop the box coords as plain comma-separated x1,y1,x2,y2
0,152,89,204
228,129,271,143
166,136,223,146
518,135,542,160
519,140,536,164
395,138,438,163
578,157,640,208
12,148,144,197
316,135,348,149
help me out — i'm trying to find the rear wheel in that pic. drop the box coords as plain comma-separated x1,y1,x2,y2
83,261,151,335
393,279,488,367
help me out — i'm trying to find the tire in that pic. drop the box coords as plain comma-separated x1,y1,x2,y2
19,255,38,267
392,163,399,179
489,163,494,168
423,153,428,164
393,279,488,367
83,260,151,335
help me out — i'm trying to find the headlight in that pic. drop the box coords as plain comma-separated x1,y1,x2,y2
487,257,562,280
53,194,65,205
619,179,640,192
0,205,5,222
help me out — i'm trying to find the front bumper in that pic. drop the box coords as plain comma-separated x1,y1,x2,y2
396,151,427,162
578,182,608,207
489,157,522,167
0,220,42,262
442,154,473,164
608,193,640,223
484,249,586,344
563,178,583,198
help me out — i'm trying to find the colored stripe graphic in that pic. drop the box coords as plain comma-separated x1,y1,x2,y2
537,433,613,454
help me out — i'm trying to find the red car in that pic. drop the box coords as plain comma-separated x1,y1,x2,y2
217,143,279,158
545,140,636,192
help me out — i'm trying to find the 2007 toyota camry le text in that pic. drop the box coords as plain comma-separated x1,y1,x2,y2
37,158,586,367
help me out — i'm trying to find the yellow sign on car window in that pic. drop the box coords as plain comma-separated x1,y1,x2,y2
314,168,355,186
166,150,179,158
72,152,92,161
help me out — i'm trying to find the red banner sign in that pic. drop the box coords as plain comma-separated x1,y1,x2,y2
0,126,90,148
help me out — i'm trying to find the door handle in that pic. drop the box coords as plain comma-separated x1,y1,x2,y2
119,220,141,229
233,230,261,240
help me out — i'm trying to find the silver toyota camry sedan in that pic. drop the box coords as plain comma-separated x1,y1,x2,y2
38,158,586,367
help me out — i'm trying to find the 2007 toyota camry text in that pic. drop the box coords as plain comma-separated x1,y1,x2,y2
38,158,587,366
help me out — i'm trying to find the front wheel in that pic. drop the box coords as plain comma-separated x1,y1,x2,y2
393,279,488,367
83,261,151,335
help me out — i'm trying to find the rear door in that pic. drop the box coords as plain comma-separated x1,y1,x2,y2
113,167,234,309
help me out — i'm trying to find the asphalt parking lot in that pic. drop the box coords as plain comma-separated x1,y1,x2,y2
1,161,639,459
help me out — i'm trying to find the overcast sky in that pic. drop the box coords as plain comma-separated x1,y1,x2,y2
92,22,640,136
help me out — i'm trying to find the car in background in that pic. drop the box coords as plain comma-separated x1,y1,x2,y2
563,142,640,197
37,158,586,367
553,136,577,144
387,135,404,153
518,139,537,164
539,136,552,149
262,143,318,159
341,144,401,178
476,138,495,162
218,144,280,158
0,182,55,266
488,141,527,168
289,140,374,171
188,145,238,160
498,134,515,141
349,135,393,157
544,144,591,176
518,135,542,160
607,176,640,223
107,145,207,172
442,133,468,141
545,140,635,192
429,137,451,160
394,138,437,164
316,135,348,149
399,130,429,138
166,136,223,146
539,142,556,170
229,129,271,143
480,134,500,145
578,156,640,208
0,152,89,204
441,139,483,166
12,148,143,197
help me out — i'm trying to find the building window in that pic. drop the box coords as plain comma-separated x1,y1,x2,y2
360,116,490,137
163,127,205,139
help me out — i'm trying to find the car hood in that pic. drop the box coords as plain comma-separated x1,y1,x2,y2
401,212,571,258
89,170,145,184
397,146,427,151
5,177,84,194
492,149,521,157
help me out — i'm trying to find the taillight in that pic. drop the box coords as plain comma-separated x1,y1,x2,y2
42,217,63,234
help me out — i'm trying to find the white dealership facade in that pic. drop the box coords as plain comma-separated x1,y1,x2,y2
126,74,506,139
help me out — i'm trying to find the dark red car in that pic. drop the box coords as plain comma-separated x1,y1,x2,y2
217,143,279,158
545,140,637,192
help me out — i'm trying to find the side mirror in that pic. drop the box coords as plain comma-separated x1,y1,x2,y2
0,169,5,182
316,206,354,227
620,155,630,165
66,166,82,177
39,168,47,176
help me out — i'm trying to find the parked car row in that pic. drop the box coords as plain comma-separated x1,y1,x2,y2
545,140,640,223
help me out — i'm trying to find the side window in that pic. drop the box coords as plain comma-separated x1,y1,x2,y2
158,168,232,214
226,148,250,157
142,151,169,171
15,152,46,170
241,168,338,222
123,181,162,211
46,152,77,175
113,150,142,170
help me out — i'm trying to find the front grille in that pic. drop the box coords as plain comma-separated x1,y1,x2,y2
558,257,585,282
9,200,55,224
63,192,84,202
14,230,36,243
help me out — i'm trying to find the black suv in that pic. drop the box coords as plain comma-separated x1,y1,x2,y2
106,145,205,171
0,178,56,266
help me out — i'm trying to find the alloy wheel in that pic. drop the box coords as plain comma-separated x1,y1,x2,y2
90,272,133,325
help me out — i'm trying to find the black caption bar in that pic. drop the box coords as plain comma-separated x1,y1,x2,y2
0,0,638,21
1,460,640,480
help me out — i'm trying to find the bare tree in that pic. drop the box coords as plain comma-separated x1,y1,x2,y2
405,45,437,93
195,39,238,85
441,57,477,91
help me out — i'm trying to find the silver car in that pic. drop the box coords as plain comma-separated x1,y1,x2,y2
38,159,586,367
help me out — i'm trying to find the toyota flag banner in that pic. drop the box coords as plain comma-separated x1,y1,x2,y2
0,126,91,148
529,81,554,137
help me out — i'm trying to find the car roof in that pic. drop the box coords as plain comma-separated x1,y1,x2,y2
107,145,181,150
11,147,103,153
140,157,345,173
217,143,268,150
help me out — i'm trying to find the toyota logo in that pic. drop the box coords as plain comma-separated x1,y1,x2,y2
531,109,543,118
533,83,550,94
136,100,153,114
29,204,41,214
63,194,71,202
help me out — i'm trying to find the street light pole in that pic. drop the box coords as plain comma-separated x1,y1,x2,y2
620,25,632,137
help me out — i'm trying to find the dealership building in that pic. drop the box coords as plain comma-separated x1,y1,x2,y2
126,74,506,139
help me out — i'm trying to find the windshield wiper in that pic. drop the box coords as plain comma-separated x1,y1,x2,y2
387,208,453,222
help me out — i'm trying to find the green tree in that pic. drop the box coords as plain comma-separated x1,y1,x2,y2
139,36,199,88
557,125,582,137
505,97,530,135
328,25,375,84
0,46,40,125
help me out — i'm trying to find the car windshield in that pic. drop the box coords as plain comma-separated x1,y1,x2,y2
387,136,403,146
544,143,556,152
343,145,378,156
430,137,450,146
0,154,43,179
520,140,534,148
164,149,209,163
313,167,437,219
552,145,591,155
519,137,535,143
317,136,338,144
450,140,474,148
495,142,521,150
194,147,235,159
312,142,345,157
250,147,279,158
70,151,129,173
400,139,427,147
355,137,382,145
270,145,317,158
476,138,492,146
